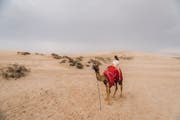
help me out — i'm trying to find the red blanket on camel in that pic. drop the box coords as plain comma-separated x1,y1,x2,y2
104,65,123,87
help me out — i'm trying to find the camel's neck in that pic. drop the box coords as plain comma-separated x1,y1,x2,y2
95,71,105,82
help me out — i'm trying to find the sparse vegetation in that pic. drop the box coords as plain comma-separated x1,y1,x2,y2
59,60,67,64
0,64,30,80
95,56,106,63
68,58,77,66
51,53,62,59
88,59,102,65
69,62,76,66
75,56,83,61
63,56,74,62
95,56,112,63
17,51,31,55
59,56,85,69
119,55,134,60
76,62,84,69
35,53,44,56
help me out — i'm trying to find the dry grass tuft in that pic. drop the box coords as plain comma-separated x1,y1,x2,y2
0,64,30,80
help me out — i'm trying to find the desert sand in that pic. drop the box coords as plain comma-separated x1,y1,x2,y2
0,50,180,120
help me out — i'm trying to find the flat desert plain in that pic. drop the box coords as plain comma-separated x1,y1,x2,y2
0,51,180,120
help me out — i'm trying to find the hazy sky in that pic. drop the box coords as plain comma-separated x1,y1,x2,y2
0,0,180,54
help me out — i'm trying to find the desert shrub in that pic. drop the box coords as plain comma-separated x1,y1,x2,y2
0,64,30,80
59,59,67,64
62,56,74,63
61,56,84,69
17,51,31,55
69,62,76,66
51,53,62,59
62,56,71,59
63,56,77,65
76,62,84,69
88,59,102,65
68,59,77,66
75,56,83,61
95,57,106,63
35,53,44,56
68,58,75,63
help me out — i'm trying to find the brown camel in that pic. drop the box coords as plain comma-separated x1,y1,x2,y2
92,63,123,105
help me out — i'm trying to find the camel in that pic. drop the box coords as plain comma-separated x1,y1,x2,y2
92,62,123,105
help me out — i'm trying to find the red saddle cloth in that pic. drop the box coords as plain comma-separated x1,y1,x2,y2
104,65,123,87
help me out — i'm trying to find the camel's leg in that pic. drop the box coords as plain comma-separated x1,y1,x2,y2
105,85,109,101
120,82,123,97
113,83,118,98
107,86,111,105
105,84,111,105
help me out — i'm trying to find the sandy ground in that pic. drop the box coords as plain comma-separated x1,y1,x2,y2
0,51,180,120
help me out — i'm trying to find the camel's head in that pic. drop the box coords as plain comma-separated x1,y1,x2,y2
92,64,100,73
114,55,119,60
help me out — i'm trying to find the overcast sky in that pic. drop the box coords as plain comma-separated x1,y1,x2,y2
0,0,180,54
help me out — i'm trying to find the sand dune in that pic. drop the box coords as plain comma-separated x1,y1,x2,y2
0,51,180,120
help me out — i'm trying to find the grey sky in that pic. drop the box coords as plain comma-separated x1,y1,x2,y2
0,0,180,54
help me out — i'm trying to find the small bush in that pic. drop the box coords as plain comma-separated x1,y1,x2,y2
76,62,84,69
62,56,74,63
75,56,83,61
61,56,84,69
88,59,102,65
51,53,62,59
17,51,31,55
59,59,67,64
69,62,76,66
0,64,30,80
35,53,44,56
